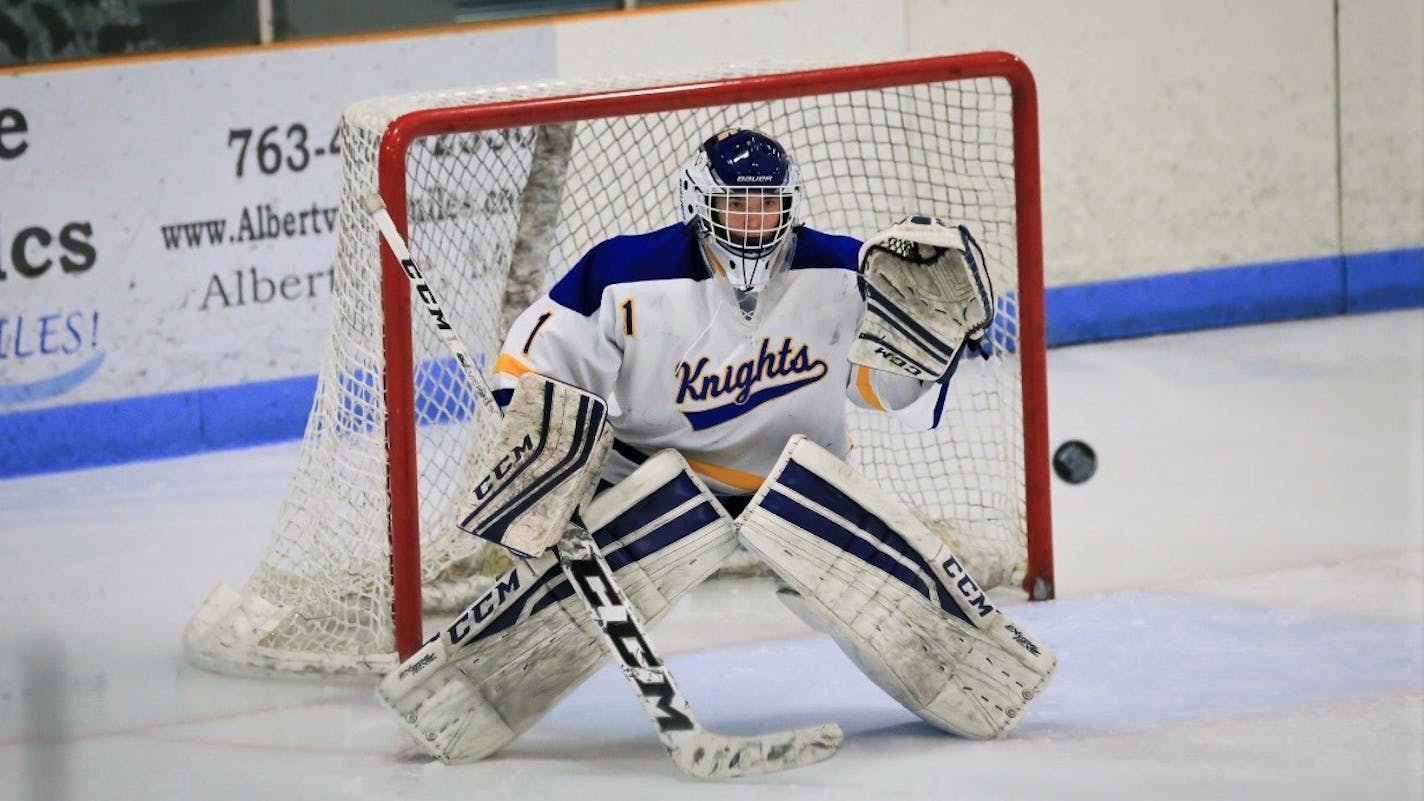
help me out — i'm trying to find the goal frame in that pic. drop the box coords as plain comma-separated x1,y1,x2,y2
374,51,1054,660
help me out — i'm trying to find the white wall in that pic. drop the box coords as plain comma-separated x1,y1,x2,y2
1339,0,1424,255
556,0,907,74
905,0,1343,282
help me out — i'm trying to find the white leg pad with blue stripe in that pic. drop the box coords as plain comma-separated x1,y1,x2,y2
737,435,1056,739
377,449,738,762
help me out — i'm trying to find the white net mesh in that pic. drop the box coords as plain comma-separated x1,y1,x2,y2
183,58,1039,679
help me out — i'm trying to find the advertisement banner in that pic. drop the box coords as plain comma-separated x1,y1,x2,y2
1,26,555,412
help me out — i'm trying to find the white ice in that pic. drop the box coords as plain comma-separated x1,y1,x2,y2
1,310,1421,801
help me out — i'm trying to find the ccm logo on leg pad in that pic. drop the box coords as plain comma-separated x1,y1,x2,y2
941,556,995,618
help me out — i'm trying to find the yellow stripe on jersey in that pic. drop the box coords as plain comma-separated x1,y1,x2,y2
854,365,886,411
683,455,766,492
494,352,534,378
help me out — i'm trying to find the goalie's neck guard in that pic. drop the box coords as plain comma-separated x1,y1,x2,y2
697,228,797,314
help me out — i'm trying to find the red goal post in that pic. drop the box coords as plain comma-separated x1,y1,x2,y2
183,51,1054,678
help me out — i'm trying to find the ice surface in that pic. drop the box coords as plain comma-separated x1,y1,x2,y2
1,310,1420,800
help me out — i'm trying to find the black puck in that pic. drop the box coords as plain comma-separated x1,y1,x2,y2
1052,440,1097,484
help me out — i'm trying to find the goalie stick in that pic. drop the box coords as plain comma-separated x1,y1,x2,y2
364,195,842,779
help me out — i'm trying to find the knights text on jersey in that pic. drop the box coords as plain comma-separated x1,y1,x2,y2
496,222,864,496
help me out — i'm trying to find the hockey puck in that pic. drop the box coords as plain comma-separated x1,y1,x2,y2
1052,440,1097,484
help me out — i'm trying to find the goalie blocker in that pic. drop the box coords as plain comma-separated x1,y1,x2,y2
458,372,613,558
738,435,1056,738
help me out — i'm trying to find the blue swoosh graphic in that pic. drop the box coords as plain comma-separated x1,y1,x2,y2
0,351,106,406
680,372,825,430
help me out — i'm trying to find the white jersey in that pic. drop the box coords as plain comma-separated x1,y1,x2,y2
495,222,933,496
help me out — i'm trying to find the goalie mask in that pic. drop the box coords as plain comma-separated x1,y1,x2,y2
678,128,805,296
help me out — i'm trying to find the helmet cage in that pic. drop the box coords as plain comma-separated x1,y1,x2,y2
678,129,804,292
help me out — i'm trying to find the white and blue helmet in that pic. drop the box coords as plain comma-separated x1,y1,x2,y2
677,128,805,294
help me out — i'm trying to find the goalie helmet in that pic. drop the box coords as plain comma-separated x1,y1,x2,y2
677,128,805,295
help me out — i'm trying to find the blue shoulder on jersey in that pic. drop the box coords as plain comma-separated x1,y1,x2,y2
549,223,706,316
547,224,858,316
789,227,860,272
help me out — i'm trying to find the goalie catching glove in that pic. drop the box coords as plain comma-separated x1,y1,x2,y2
850,216,994,381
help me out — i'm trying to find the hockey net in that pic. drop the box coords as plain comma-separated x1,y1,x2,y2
183,52,1052,679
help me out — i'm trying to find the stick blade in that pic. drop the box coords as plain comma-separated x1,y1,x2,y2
667,722,843,779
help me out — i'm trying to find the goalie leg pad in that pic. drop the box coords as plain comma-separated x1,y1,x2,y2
378,450,738,762
737,435,1056,739
458,372,613,558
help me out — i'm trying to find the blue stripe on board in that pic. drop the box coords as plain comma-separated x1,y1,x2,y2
1346,248,1424,313
2,248,1419,479
1046,246,1422,346
0,374,317,478
1046,257,1343,346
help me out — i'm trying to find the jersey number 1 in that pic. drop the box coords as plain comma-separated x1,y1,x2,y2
522,311,553,355
620,298,635,337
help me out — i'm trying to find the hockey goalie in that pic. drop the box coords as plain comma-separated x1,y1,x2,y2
377,127,1056,767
